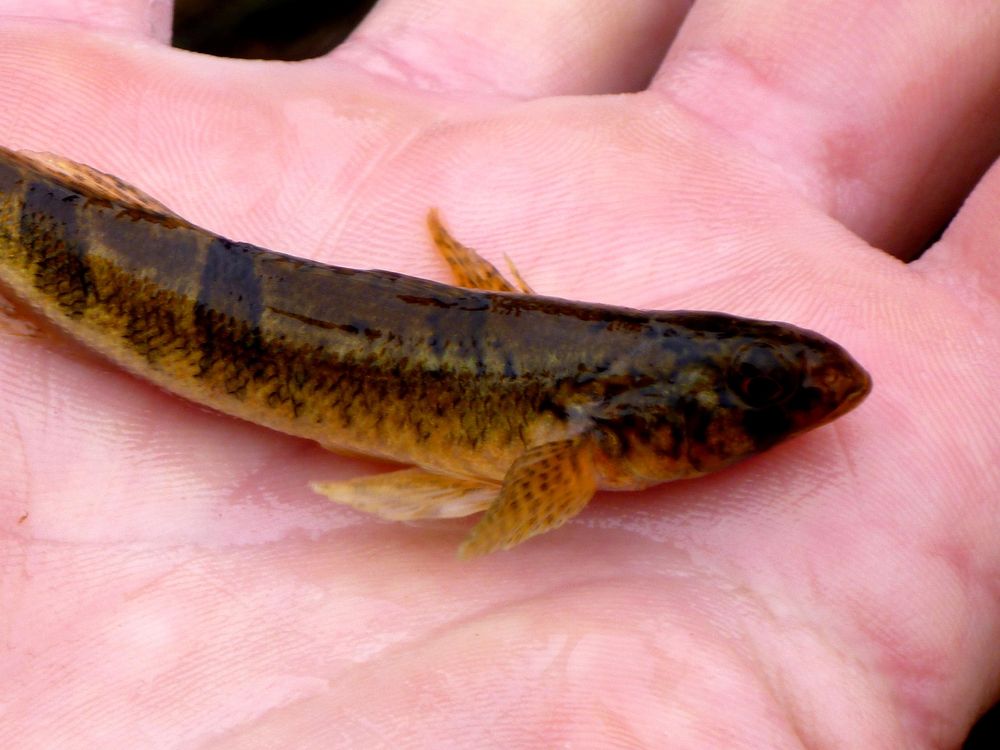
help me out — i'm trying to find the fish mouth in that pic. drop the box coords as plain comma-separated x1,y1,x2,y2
830,364,872,420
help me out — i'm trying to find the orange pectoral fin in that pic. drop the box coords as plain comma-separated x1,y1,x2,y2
427,209,534,293
458,436,597,558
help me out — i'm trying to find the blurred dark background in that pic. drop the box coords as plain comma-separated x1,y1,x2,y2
173,0,376,60
172,2,998,747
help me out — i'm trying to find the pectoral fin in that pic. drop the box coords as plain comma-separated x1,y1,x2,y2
311,468,499,520
458,436,597,558
427,209,534,293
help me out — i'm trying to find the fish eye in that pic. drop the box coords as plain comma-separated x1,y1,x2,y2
727,344,798,408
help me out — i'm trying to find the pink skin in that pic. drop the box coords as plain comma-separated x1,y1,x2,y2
1,1,998,747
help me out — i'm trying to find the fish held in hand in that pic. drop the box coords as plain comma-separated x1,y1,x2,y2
0,146,871,556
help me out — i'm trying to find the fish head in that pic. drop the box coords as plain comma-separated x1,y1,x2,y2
587,313,871,487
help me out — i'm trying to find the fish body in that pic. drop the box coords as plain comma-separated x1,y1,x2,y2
0,146,871,555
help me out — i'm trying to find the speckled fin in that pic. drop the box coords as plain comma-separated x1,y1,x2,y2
311,468,499,520
458,436,597,558
427,209,534,293
18,150,182,220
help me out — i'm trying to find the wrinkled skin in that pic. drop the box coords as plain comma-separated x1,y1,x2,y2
0,2,998,748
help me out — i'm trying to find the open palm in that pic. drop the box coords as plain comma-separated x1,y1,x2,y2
1,2,998,748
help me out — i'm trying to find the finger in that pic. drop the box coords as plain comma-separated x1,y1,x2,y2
0,0,172,42
654,1,1000,257
918,158,1000,305
333,0,689,97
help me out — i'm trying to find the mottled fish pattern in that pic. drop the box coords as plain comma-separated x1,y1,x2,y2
0,146,871,556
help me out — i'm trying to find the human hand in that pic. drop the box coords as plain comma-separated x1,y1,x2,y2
1,1,997,747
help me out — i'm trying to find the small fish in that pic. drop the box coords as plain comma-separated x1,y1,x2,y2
0,146,871,556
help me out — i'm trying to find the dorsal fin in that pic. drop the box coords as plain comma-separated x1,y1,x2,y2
15,149,185,221
427,209,535,294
